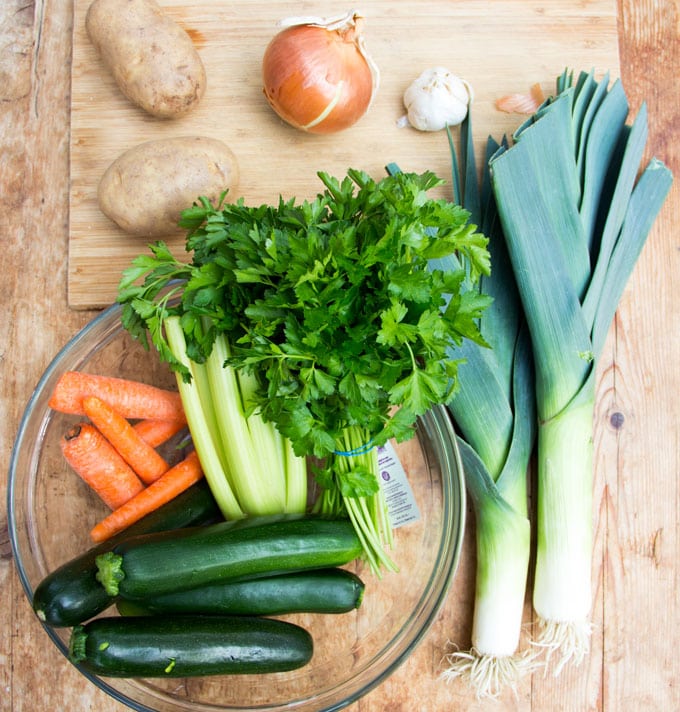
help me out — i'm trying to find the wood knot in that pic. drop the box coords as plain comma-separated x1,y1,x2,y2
650,527,663,568
609,411,625,430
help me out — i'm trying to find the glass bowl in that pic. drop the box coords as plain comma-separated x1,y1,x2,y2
8,304,466,712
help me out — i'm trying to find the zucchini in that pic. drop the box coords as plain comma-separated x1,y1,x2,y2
32,479,220,627
116,567,365,617
96,515,362,599
68,614,313,677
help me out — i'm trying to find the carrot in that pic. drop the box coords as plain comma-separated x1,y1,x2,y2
82,396,170,484
60,423,145,510
89,450,204,543
133,418,187,448
49,371,186,423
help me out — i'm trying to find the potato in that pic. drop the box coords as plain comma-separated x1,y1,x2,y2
86,0,206,118
97,136,239,236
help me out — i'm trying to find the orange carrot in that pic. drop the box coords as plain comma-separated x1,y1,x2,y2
82,396,170,484
60,423,145,510
49,371,186,423
133,418,187,448
89,450,203,543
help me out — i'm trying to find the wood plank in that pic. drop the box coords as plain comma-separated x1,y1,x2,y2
68,0,620,308
1,1,117,710
596,2,680,708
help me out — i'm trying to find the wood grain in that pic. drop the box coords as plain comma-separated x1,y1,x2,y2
1,0,679,711
596,2,680,709
67,0,621,308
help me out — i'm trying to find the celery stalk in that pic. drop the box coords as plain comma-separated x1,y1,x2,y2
164,317,243,520
205,336,286,514
284,438,308,513
164,316,307,520
237,368,307,513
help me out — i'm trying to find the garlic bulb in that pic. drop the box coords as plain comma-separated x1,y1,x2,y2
401,67,473,132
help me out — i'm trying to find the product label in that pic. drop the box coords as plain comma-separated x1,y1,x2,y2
377,441,421,528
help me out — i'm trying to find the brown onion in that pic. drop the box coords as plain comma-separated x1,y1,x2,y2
262,10,379,134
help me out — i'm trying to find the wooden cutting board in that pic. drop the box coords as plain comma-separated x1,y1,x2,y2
68,0,620,309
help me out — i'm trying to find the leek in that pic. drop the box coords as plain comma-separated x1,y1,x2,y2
489,69,673,670
433,121,537,696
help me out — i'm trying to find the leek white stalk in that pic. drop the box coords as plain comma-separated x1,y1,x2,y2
534,393,594,625
489,69,673,671
471,494,530,657
532,387,595,671
444,424,535,696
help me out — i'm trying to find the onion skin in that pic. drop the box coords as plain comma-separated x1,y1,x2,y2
262,19,376,134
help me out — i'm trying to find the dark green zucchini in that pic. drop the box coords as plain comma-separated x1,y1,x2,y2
32,479,221,627
68,614,313,677
116,567,365,617
96,515,362,600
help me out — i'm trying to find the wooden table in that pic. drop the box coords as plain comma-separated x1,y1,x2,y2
1,1,678,710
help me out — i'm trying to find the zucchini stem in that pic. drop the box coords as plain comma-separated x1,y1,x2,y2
95,551,125,597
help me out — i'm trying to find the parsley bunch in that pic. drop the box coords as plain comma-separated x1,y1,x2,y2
118,168,490,573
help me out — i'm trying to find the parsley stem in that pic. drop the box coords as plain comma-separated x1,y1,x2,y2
314,425,397,576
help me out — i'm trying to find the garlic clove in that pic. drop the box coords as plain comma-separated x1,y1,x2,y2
402,67,473,132
496,82,546,114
